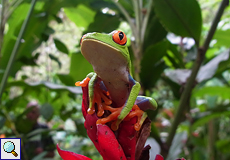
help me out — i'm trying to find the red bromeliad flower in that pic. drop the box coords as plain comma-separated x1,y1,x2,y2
57,78,188,160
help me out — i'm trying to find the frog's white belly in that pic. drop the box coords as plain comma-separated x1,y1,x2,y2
81,38,131,107
95,66,130,107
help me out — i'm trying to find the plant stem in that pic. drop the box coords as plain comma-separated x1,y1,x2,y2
113,1,138,39
132,0,139,38
0,0,6,57
165,0,229,156
208,120,215,160
141,0,152,43
0,0,37,101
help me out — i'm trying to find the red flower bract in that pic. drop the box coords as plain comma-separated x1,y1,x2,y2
57,81,163,160
57,144,92,160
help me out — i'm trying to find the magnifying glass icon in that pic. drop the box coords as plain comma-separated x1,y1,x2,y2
3,141,18,157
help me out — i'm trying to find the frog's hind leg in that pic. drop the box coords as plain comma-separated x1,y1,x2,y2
128,96,157,131
135,96,157,111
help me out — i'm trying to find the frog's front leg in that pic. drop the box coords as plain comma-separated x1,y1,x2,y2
113,75,158,131
75,72,98,114
113,75,141,130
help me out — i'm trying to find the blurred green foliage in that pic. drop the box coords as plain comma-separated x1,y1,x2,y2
0,0,230,160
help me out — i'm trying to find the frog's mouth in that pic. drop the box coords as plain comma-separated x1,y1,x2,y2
80,38,128,74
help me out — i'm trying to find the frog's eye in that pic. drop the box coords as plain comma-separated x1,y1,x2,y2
112,31,127,45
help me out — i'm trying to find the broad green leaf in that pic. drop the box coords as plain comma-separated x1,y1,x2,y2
0,0,80,78
57,74,76,86
54,38,69,54
163,42,185,69
192,111,230,130
192,86,230,99
153,0,202,43
15,118,34,133
85,12,120,33
144,15,168,50
60,105,77,121
165,50,230,84
74,119,87,137
140,40,168,89
216,139,230,154
1,2,49,77
162,76,181,99
69,52,93,81
40,103,54,121
215,58,230,77
213,29,230,47
0,3,30,74
197,49,229,82
168,42,185,68
64,4,96,28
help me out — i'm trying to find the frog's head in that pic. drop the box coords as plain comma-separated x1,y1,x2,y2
80,31,131,73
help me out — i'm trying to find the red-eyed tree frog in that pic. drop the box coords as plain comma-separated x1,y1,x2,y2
76,30,157,131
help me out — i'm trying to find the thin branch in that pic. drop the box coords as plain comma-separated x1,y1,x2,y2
132,0,140,41
141,0,152,43
0,0,38,101
165,0,229,154
113,1,138,39
0,0,6,56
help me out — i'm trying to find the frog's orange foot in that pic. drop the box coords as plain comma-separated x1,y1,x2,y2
96,105,123,131
97,104,145,131
125,105,145,131
75,77,90,87
87,83,112,116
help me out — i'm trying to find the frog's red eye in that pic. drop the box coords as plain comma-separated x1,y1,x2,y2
112,31,127,45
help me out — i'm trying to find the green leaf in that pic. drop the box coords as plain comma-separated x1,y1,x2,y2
215,51,230,76
60,105,77,121
64,4,96,28
53,38,69,54
153,0,202,43
143,13,168,50
57,74,75,86
69,52,93,81
0,3,30,77
167,42,185,68
15,118,34,133
40,103,54,121
216,139,230,154
49,54,62,68
162,76,181,99
165,50,230,84
192,86,230,99
213,29,230,47
85,12,120,33
43,26,55,36
140,40,168,89
192,111,230,130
